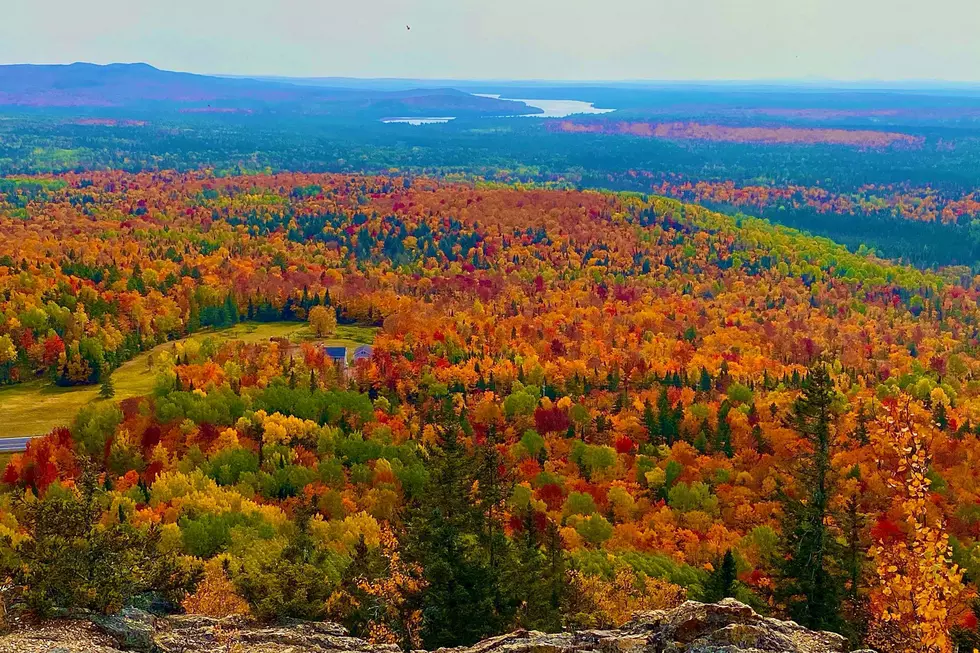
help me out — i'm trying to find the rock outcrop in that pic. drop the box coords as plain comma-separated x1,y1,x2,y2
0,599,873,653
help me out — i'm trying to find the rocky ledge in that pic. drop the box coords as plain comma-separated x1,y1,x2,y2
0,599,875,653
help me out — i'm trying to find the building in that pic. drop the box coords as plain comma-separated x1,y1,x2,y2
352,345,373,362
322,345,373,378
324,346,348,373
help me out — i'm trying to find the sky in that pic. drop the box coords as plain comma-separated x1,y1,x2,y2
2,0,979,82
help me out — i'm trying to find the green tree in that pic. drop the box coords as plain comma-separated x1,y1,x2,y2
233,499,342,621
642,400,659,445
656,387,678,446
501,511,565,632
704,549,738,601
777,365,844,632
330,534,384,638
405,417,503,647
10,463,190,616
698,367,713,392
99,369,115,399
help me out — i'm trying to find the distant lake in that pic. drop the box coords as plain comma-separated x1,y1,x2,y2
379,96,614,125
474,94,615,118
381,117,455,125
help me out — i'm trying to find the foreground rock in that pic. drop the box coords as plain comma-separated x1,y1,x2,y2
0,599,872,653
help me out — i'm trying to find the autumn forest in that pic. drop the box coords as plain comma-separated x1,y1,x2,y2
2,63,980,653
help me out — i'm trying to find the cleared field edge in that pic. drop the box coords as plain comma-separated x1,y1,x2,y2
0,322,378,440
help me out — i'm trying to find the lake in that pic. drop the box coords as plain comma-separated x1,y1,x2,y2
474,94,615,118
381,117,456,125
379,96,614,125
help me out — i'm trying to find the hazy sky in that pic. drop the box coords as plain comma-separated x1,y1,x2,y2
2,0,978,81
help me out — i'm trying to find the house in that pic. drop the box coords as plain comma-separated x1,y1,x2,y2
322,345,373,378
324,346,348,372
352,345,373,362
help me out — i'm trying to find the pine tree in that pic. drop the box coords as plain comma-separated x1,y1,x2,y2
223,292,239,325
705,549,738,601
405,416,503,647
656,387,677,446
842,465,865,601
99,369,115,399
502,510,564,632
777,364,844,632
642,400,659,445
187,302,201,332
332,534,383,637
852,404,870,445
698,367,712,392
933,400,948,431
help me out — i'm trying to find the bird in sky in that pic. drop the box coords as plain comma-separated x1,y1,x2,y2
406,25,411,31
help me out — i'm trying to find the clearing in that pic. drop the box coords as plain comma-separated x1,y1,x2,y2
0,322,376,439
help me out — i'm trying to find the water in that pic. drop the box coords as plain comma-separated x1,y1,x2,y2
474,94,615,118
379,95,614,125
381,117,456,125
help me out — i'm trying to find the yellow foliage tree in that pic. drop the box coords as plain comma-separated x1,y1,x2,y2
182,558,251,619
867,402,965,653
564,567,686,629
308,305,338,338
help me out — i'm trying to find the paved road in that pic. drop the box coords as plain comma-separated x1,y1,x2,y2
0,437,36,452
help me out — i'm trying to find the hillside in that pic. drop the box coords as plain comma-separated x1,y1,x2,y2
0,63,538,117
0,171,974,651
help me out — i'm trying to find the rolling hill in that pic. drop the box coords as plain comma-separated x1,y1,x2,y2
0,62,539,117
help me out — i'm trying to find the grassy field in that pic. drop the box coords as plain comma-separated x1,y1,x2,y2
0,322,376,440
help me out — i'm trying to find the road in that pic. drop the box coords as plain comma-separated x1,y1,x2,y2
0,437,35,452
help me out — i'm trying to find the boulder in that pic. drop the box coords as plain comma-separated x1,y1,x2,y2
91,608,157,652
0,599,871,653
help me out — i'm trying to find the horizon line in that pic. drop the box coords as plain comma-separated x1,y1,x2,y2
4,61,980,88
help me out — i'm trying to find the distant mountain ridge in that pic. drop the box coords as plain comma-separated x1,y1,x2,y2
0,62,539,117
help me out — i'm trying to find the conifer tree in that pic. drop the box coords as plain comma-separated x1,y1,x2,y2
642,400,658,445
405,411,503,647
502,510,565,632
777,364,844,632
99,368,115,399
705,549,738,601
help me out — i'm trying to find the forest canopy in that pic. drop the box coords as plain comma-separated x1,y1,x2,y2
0,171,977,652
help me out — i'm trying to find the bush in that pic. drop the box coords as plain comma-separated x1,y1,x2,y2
11,474,192,616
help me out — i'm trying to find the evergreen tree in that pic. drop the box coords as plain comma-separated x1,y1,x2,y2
933,400,949,431
777,364,844,632
656,387,678,446
332,534,384,637
842,465,865,601
698,367,712,392
99,368,115,399
642,400,659,445
187,302,201,332
502,510,564,632
705,549,738,601
405,416,503,647
852,404,870,446
223,292,239,325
